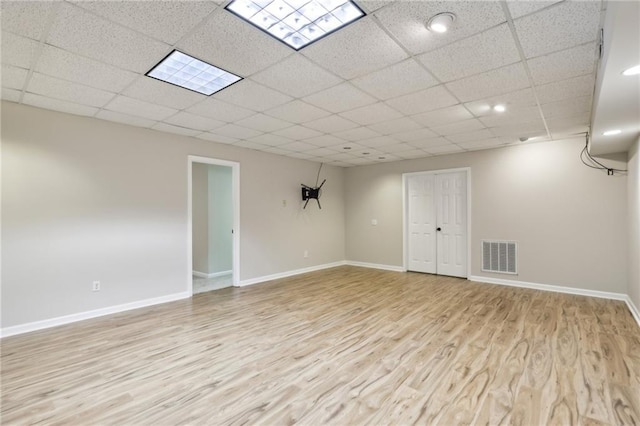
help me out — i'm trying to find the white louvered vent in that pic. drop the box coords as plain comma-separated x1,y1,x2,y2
482,240,517,274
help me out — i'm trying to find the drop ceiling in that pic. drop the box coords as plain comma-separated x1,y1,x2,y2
1,0,608,167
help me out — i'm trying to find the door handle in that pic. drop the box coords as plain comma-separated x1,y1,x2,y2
436,227,441,231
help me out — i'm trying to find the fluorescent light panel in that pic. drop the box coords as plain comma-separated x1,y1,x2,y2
226,0,365,50
146,50,242,96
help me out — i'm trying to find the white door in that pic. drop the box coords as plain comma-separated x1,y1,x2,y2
435,172,467,278
406,171,467,278
407,174,436,273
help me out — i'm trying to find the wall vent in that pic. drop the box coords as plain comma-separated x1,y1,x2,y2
482,240,517,274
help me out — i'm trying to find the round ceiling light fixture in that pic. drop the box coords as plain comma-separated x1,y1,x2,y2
603,129,622,136
493,104,506,113
427,12,456,33
622,64,640,76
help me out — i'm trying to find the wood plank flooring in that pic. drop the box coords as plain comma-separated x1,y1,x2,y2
2,266,639,425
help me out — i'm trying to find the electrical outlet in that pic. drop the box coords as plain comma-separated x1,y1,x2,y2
304,250,309,258
92,281,101,292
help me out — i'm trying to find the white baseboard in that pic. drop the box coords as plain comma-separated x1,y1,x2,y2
468,275,627,300
469,275,640,328
238,261,347,287
345,260,405,272
193,270,232,279
1,291,191,339
625,296,640,327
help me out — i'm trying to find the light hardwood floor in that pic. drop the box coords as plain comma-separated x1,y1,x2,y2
2,266,639,425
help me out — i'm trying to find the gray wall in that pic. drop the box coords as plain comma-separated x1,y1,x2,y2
345,137,628,293
207,164,233,274
1,102,345,327
192,163,209,273
629,138,640,310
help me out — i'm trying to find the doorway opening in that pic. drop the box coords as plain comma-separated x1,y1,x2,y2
187,156,240,295
403,168,471,278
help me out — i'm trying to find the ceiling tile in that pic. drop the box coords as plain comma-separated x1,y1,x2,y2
36,45,138,93
394,148,431,159
445,62,530,102
514,1,601,59
339,102,403,125
196,132,239,145
333,126,380,141
352,59,438,100
527,43,597,86
2,65,28,90
360,1,394,13
286,151,318,160
546,114,590,138
446,128,495,143
506,1,561,19
1,1,55,40
385,85,458,115
478,106,541,127
305,135,347,147
177,10,292,76
302,82,377,113
408,137,451,149
235,113,292,132
265,100,330,123
27,73,115,108
458,137,510,150
212,123,263,139
380,142,418,153
72,1,217,45
279,140,320,152
305,147,342,157
246,133,293,147
418,24,520,83
105,95,178,121
367,117,421,135
152,122,202,137
425,144,465,155
2,88,22,102
535,74,595,104
272,125,323,140
23,93,99,117
123,76,205,110
302,17,408,79
392,128,439,143
186,98,255,122
1,32,39,68
540,96,591,120
374,1,506,55
463,88,537,117
431,118,486,136
233,140,268,150
319,152,359,162
411,105,474,127
215,79,292,112
251,54,342,98
358,135,399,148
304,115,359,132
262,146,295,156
329,142,367,152
164,111,225,131
489,121,547,138
47,3,171,73
95,110,157,129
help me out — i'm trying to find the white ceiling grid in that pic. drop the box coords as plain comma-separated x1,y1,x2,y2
1,0,603,167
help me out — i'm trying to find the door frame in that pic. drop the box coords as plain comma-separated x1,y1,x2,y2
187,155,240,295
402,167,471,278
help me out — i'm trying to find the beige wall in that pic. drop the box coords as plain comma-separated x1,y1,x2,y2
1,102,345,327
192,163,209,273
628,138,640,310
345,137,628,293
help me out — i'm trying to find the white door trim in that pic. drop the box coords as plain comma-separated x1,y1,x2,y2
402,167,471,277
187,155,240,295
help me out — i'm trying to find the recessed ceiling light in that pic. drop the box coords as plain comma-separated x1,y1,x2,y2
426,12,455,33
146,50,242,96
343,146,351,150
622,64,640,76
226,0,365,51
603,129,622,136
493,104,506,113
